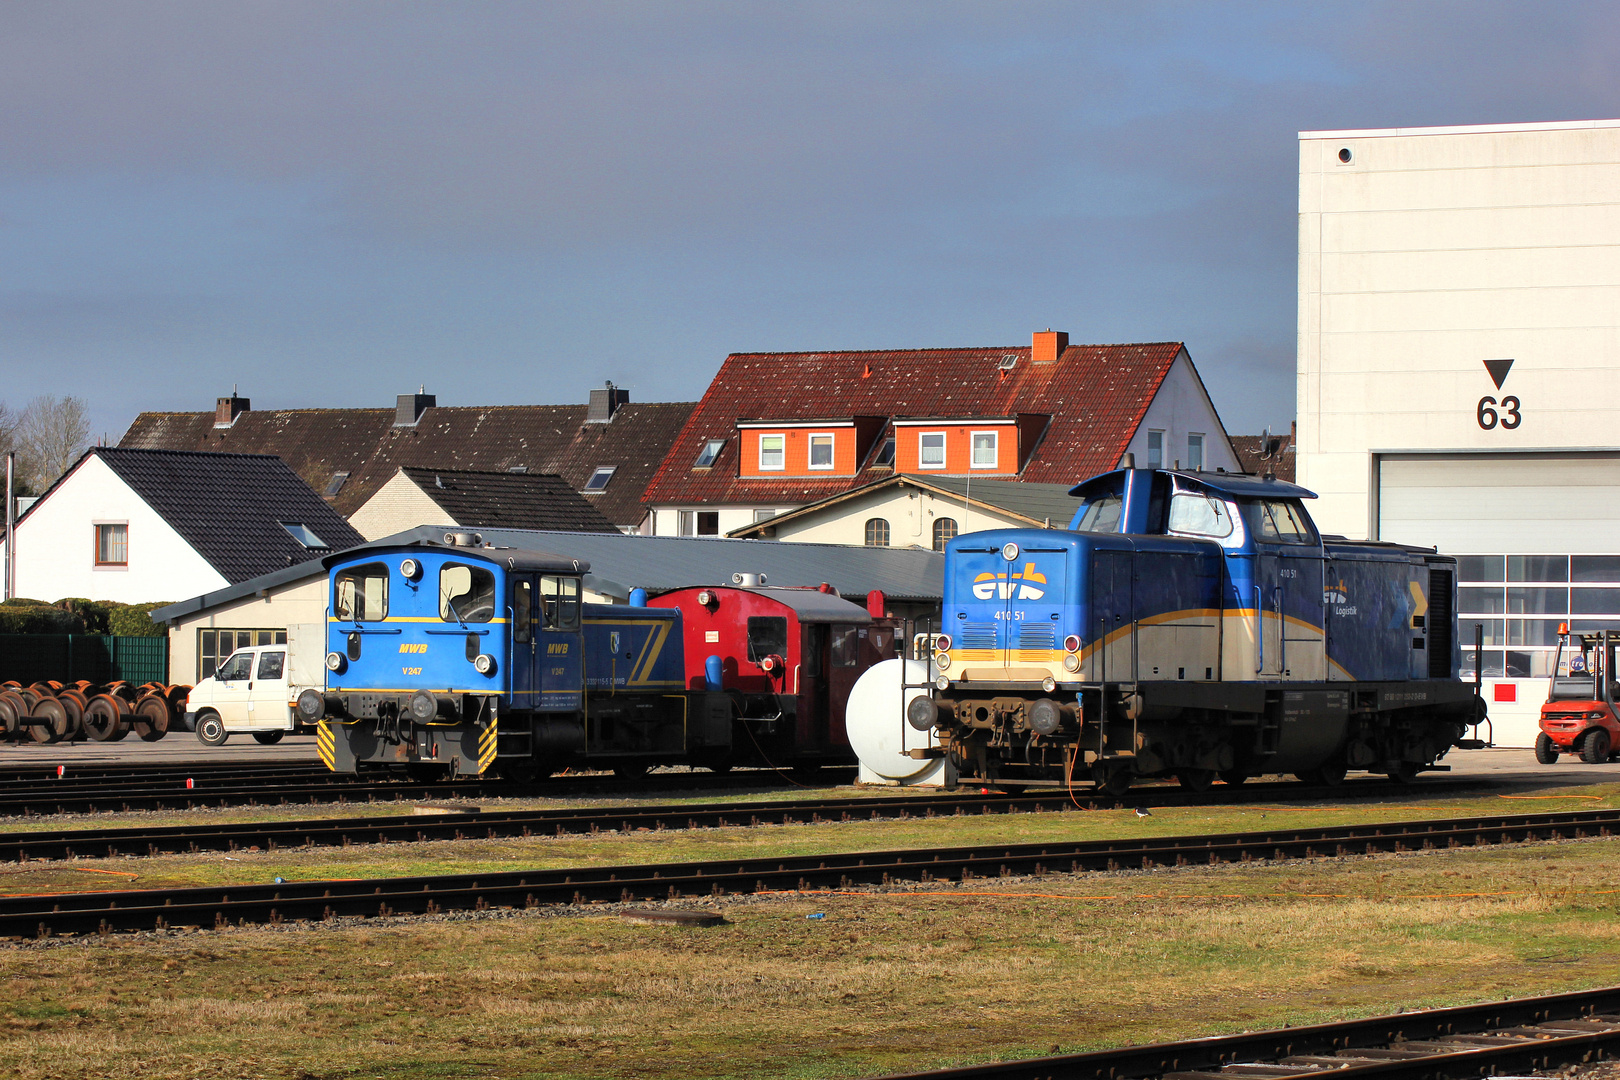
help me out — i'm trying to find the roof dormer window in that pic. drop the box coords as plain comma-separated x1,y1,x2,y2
758,434,785,471
808,434,834,470
919,432,946,469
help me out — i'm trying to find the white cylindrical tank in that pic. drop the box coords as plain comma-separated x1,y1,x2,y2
845,658,955,786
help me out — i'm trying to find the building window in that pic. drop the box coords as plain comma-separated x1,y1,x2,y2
808,433,834,470
679,510,695,535
95,523,128,566
1187,433,1204,471
872,437,896,467
681,510,720,536
971,432,998,469
919,432,946,469
865,518,890,547
693,438,725,468
198,627,286,681
758,434,785,471
1456,554,1620,681
932,517,958,551
753,509,777,522
583,466,616,491
278,522,328,549
1147,430,1164,469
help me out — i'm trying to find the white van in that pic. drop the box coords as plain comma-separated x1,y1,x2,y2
185,624,324,746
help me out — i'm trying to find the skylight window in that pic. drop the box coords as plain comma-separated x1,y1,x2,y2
693,438,725,468
872,437,896,467
279,522,329,549
323,471,349,497
583,466,616,492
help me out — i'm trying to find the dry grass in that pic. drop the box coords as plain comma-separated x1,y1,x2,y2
0,839,1618,1079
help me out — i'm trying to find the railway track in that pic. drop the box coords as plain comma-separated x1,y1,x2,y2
880,984,1620,1080
4,806,1614,938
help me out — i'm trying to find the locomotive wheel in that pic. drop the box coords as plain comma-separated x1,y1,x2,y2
1218,770,1248,787
1581,728,1611,765
28,697,71,743
252,730,285,745
1535,733,1560,764
0,692,25,737
83,695,131,741
1095,767,1133,796
1176,769,1216,793
194,711,228,747
133,695,172,742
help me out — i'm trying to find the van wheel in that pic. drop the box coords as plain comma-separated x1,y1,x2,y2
1535,733,1559,764
252,730,284,745
195,712,228,747
1581,728,1611,764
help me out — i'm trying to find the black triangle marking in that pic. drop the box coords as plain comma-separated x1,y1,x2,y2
1484,358,1514,390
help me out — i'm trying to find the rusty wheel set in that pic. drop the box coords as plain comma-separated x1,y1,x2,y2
0,681,190,744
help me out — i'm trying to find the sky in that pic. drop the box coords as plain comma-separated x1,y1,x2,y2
2,2,1618,445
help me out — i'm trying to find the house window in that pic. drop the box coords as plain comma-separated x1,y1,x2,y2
1147,430,1165,469
1187,433,1205,471
279,522,328,549
681,511,719,536
758,434,785,471
693,438,725,468
198,627,286,680
971,432,997,469
919,432,946,469
753,509,777,522
583,466,616,491
865,518,890,547
808,434,834,470
94,523,128,566
872,437,896,467
932,517,958,551
679,510,695,536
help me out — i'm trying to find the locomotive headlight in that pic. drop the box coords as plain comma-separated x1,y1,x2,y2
296,688,326,721
399,557,422,581
934,633,952,652
935,675,950,691
935,652,951,670
1063,653,1081,672
1001,542,1020,563
697,590,716,607
1041,676,1057,692
325,651,346,673
473,653,497,675
1063,635,1081,653
906,695,939,732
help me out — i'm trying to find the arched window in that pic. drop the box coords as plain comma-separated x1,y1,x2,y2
932,517,958,551
864,518,890,547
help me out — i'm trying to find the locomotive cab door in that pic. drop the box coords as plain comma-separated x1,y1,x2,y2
1089,549,1135,683
1249,499,1325,680
536,575,584,712
826,624,863,747
508,576,539,711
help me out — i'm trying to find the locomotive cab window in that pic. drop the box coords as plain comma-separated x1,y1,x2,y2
540,575,581,630
440,563,497,623
1248,499,1316,545
1073,490,1124,533
1167,492,1234,538
747,616,788,662
831,625,860,667
512,579,533,642
334,563,389,621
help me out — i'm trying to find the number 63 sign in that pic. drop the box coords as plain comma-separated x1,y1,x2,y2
1478,358,1521,430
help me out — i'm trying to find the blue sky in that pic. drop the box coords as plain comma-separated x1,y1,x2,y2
2,1,1617,443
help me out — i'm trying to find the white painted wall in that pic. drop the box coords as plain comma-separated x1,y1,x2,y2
649,505,787,537
0,454,226,605
1119,351,1242,473
751,486,1039,547
347,471,450,540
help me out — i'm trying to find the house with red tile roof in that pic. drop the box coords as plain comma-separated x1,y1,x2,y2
641,331,1240,540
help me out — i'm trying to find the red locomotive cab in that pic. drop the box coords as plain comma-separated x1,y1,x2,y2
653,582,902,764
1537,625,1620,764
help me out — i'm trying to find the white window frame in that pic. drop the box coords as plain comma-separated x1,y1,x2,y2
758,433,785,471
753,508,777,523
1186,433,1204,472
807,433,835,471
1147,430,1165,469
918,431,947,470
970,430,999,469
678,510,697,536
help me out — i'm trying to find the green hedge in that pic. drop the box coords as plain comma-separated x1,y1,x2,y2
106,603,167,637
0,599,170,637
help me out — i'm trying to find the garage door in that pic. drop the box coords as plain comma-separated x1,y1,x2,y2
1378,451,1620,553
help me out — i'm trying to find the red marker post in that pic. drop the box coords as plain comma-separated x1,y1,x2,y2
186,778,194,790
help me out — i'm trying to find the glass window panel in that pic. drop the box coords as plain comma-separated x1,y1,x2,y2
697,512,718,535
864,518,890,547
512,580,532,643
808,435,833,469
1458,587,1505,614
1187,433,1204,471
1572,556,1620,583
693,438,725,468
439,563,496,622
1571,619,1620,634
540,576,581,630
1507,587,1567,615
1571,588,1620,615
1505,651,1537,678
678,510,695,536
746,616,788,662
1508,619,1564,647
216,653,253,682
275,631,287,644
256,651,286,680
919,432,946,467
1462,619,1506,646
1508,555,1568,582
830,625,860,667
932,518,958,552
236,631,254,652
1074,492,1123,534
872,438,896,467
1147,430,1163,469
1168,493,1233,538
1457,556,1504,582
1249,500,1314,544
1460,649,1504,678
335,563,389,621
583,467,615,491
971,432,997,468
96,523,128,564
758,434,785,470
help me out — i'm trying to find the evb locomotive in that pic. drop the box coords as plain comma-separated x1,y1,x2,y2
907,467,1487,792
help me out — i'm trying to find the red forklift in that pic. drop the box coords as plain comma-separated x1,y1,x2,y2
1537,625,1620,764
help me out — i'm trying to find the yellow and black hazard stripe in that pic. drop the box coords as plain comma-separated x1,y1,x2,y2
477,720,498,775
316,720,336,772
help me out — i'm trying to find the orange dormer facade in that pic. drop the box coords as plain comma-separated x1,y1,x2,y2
890,414,1047,476
736,417,886,479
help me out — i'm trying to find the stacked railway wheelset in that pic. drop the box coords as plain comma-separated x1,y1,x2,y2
0,680,190,744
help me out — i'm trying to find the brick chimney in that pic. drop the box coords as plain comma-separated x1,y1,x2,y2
1032,329,1068,365
395,388,436,427
213,391,250,428
585,380,630,424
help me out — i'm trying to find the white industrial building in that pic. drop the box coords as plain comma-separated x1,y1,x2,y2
1298,118,1620,745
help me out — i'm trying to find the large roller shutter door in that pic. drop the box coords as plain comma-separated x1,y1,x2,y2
1378,452,1620,553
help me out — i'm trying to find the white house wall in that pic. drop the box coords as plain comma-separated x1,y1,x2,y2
1120,351,1242,473
763,486,1038,547
347,473,455,541
1,455,227,605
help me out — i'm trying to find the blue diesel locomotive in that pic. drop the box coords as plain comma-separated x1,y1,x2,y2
907,467,1487,792
299,534,899,780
